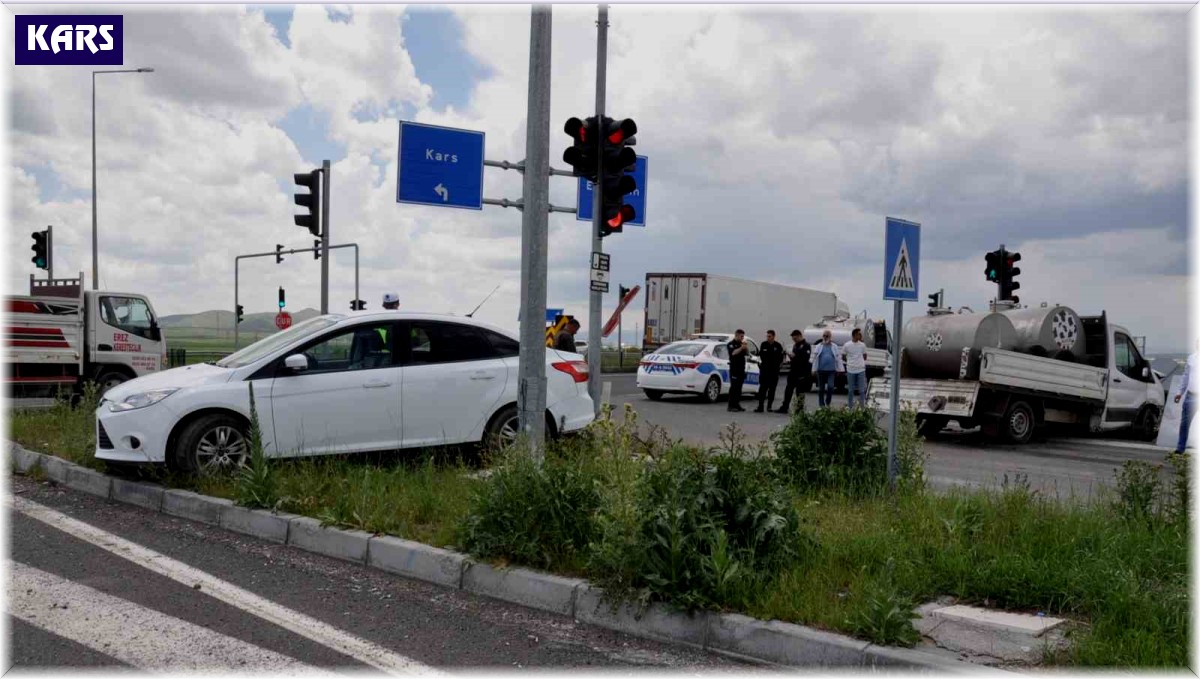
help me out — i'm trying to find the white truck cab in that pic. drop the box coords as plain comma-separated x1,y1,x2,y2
5,278,167,400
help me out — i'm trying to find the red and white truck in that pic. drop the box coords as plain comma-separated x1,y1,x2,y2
5,277,168,402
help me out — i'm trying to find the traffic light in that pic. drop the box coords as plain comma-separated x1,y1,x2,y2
30,230,48,270
275,244,284,264
618,285,630,299
313,240,321,260
984,249,1003,283
278,287,286,309
350,299,366,311
236,304,244,324
999,251,1022,304
599,117,638,238
294,169,322,237
928,290,942,310
563,116,600,181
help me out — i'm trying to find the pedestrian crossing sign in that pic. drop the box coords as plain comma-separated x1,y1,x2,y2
883,217,920,301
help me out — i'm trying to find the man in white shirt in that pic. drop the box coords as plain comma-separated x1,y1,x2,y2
1174,343,1199,454
841,328,868,409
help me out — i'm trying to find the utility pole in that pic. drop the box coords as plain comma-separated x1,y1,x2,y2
321,160,331,314
586,4,609,416
516,4,553,457
46,225,54,281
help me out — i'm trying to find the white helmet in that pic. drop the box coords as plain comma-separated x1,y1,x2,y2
382,293,399,306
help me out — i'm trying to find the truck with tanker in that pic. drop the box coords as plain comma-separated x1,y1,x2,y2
868,300,1165,443
5,275,167,403
642,273,845,362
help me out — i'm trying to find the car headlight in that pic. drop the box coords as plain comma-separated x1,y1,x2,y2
108,389,179,412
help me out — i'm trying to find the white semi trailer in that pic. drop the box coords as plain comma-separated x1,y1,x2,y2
642,273,843,355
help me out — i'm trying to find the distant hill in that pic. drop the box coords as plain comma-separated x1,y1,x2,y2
160,308,321,336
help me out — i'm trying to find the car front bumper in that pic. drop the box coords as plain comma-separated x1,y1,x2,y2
94,402,173,464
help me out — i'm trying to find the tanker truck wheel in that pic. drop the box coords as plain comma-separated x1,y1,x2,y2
1001,400,1036,445
1133,406,1161,442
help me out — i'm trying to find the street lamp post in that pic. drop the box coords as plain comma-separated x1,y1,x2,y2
92,67,153,290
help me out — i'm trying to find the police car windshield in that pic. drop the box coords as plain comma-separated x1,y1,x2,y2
655,342,706,357
217,316,344,368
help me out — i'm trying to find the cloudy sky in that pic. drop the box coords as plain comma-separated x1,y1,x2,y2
4,3,1191,352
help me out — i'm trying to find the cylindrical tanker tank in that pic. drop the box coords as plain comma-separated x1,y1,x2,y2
902,312,1019,379
997,306,1084,361
803,317,875,347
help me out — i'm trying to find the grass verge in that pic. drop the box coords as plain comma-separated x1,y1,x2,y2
7,397,1189,667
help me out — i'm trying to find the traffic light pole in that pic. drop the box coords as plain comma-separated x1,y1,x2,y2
586,4,609,417
516,4,553,458
46,225,54,281
233,243,359,350
321,160,331,315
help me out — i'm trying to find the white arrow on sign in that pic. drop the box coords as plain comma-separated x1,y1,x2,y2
434,183,449,202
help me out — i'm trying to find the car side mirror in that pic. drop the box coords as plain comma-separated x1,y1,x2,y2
284,354,309,372
1142,365,1150,379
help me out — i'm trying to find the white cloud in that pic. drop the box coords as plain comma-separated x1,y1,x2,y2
4,4,1189,353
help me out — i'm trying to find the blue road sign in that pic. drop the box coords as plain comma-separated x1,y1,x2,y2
883,217,921,301
577,155,648,226
396,121,485,210
546,308,563,322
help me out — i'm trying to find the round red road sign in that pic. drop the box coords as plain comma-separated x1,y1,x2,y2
275,312,293,330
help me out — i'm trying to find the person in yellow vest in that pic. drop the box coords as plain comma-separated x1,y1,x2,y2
555,318,580,353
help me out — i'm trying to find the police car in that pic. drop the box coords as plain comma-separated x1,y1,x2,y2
637,339,761,403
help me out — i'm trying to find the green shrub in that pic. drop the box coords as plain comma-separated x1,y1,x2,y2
458,446,602,572
771,407,889,493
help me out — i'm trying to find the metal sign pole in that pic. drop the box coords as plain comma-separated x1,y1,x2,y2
320,160,331,315
234,257,240,351
516,4,553,458
887,299,903,492
587,4,609,416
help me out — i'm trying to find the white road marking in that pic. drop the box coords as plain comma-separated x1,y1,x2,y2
8,561,327,673
1053,438,1167,454
11,496,439,675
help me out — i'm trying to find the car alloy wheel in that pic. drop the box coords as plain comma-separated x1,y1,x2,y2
194,425,249,472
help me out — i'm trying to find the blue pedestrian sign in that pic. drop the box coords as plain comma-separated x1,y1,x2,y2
577,155,648,226
396,121,485,210
883,217,920,301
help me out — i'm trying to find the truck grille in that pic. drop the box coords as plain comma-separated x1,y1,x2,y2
97,421,114,450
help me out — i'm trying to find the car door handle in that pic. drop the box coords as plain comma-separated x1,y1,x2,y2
363,379,391,389
470,372,496,381
1114,378,1123,383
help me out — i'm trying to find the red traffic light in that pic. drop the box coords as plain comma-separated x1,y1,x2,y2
607,204,635,229
606,118,637,145
564,117,587,142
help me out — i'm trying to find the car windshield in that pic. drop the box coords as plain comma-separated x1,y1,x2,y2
655,342,706,357
217,316,344,368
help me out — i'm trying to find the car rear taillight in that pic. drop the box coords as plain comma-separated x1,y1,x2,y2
674,362,699,370
552,361,589,383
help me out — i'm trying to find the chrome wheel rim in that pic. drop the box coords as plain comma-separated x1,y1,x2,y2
1009,409,1031,439
496,415,521,447
195,426,248,472
707,379,720,401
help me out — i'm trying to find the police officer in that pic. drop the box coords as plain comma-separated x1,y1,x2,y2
777,329,811,414
754,330,785,412
726,329,749,412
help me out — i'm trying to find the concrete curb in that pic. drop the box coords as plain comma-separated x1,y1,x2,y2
111,478,164,512
6,441,981,671
288,516,370,564
462,561,582,617
162,489,231,526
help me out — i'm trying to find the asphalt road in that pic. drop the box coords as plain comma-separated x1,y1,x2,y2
600,374,1173,498
7,475,751,672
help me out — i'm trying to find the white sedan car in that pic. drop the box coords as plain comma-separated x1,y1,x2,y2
95,312,595,472
636,339,761,403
